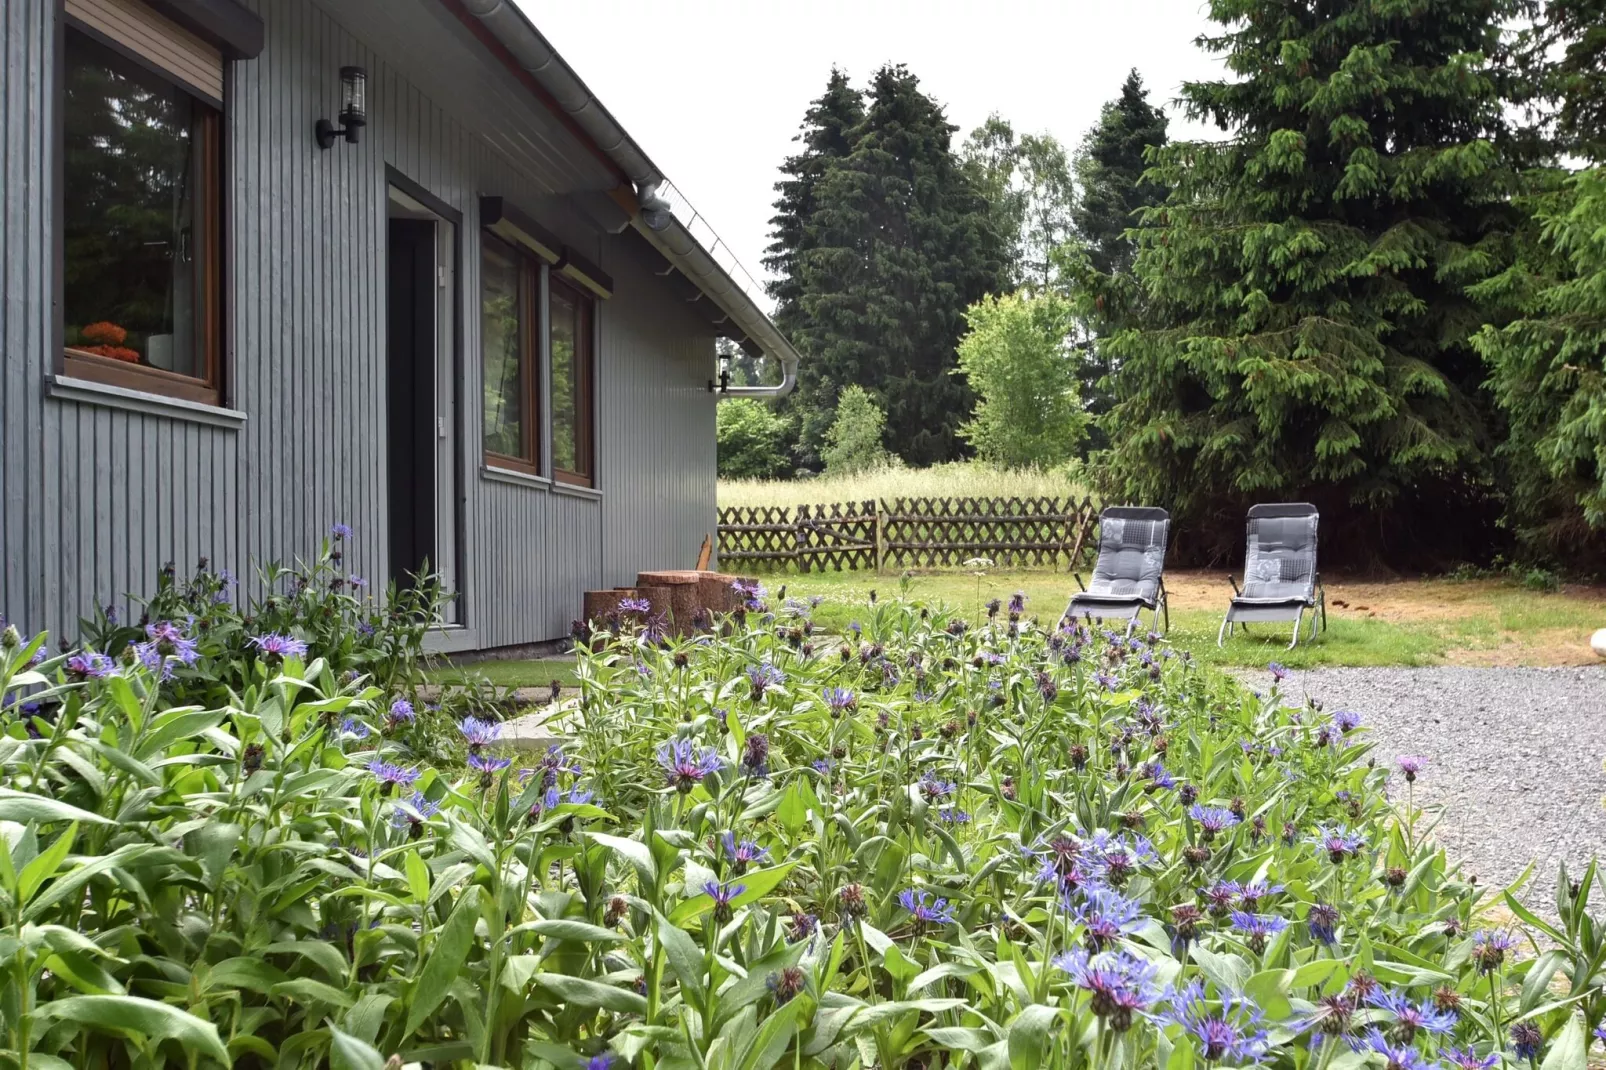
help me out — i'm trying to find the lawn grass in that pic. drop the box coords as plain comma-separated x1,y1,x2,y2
761,568,1604,669
424,657,579,690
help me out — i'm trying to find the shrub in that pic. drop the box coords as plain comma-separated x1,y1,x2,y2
716,398,791,480
955,291,1089,468
0,585,1599,1068
821,385,895,476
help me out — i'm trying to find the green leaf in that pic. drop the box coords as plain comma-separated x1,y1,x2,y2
736,995,804,1070
205,957,289,994
404,885,480,1035
37,995,229,1063
328,1024,386,1070
405,851,430,903
656,910,707,1013
272,978,357,1008
0,789,115,826
18,821,78,904
777,780,809,832
1541,1015,1587,1070
531,973,650,1015
588,831,658,888
24,843,155,922
526,919,625,944
843,998,967,1035
1007,1005,1060,1070
186,822,241,890
136,708,228,760
669,862,797,925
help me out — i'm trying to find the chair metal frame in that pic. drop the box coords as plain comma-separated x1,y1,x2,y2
1217,502,1328,650
1062,505,1171,638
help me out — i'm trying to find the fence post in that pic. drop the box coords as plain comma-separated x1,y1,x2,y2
795,504,808,574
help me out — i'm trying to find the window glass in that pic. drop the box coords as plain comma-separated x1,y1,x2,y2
481,238,526,461
63,29,213,381
550,280,591,480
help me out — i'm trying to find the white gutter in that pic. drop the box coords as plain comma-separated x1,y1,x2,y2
457,0,798,398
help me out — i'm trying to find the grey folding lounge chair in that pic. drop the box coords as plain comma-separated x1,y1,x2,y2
1064,506,1171,636
1218,503,1327,650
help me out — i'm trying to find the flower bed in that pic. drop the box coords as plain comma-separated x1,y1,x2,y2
1,577,1603,1068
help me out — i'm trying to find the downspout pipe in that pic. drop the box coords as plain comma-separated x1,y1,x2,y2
457,0,797,399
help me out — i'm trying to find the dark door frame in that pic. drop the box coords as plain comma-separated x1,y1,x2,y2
384,166,466,626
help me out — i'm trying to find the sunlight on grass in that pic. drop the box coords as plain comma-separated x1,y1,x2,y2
718,460,1087,509
425,657,579,690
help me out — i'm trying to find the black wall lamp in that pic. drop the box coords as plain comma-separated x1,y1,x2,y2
316,66,367,148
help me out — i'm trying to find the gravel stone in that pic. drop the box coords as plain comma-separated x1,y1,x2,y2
1270,666,1606,908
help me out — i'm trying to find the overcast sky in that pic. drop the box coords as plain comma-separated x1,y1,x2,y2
520,1,1230,290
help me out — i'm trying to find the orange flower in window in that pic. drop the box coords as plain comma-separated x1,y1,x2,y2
80,321,128,346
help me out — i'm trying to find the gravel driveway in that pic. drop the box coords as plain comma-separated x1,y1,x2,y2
1274,666,1606,908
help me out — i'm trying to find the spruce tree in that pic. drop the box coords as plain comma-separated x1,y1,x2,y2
1072,70,1170,278
796,65,1009,466
1105,0,1521,563
763,69,863,342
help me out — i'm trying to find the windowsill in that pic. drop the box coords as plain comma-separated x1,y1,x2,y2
46,373,247,429
424,624,480,655
481,464,552,491
552,480,602,501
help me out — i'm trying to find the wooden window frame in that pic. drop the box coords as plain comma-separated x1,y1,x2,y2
58,18,225,408
480,231,542,476
549,276,595,488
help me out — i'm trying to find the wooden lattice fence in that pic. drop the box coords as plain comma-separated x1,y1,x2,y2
717,495,1100,572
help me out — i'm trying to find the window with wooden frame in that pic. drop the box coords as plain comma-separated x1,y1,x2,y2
60,0,224,406
480,233,540,473
548,277,594,487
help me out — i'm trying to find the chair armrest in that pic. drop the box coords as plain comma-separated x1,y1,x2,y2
1226,573,1241,596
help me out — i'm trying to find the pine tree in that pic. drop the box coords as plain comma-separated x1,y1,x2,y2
1105,0,1522,564
796,65,1009,466
763,69,864,343
1072,70,1169,278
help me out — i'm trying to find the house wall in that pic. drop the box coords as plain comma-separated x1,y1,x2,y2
0,0,717,649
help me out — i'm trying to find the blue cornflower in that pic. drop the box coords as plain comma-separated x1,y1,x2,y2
1334,709,1362,732
746,661,785,697
1140,760,1176,790
249,633,309,660
339,717,370,740
468,753,512,775
1367,988,1457,1039
1306,903,1341,945
331,523,353,539
388,699,416,726
721,832,770,870
823,686,856,713
1595,1023,1606,1047
65,651,116,679
389,791,442,831
898,889,956,926
1353,1029,1432,1070
566,786,596,805
367,760,420,789
1511,1022,1544,1060
535,743,582,787
1201,880,1242,915
1054,948,1161,1029
703,879,747,922
1472,929,1517,972
1236,881,1284,909
1188,805,1240,841
1159,981,1270,1063
1008,591,1026,614
583,1055,614,1070
657,738,723,793
1073,887,1145,950
1268,661,1289,683
1092,671,1119,691
1396,755,1427,782
1441,1048,1499,1070
918,770,957,801
811,758,834,776
739,732,770,778
1229,911,1288,953
458,716,501,748
618,597,652,614
1309,824,1367,863
938,807,971,825
130,641,177,681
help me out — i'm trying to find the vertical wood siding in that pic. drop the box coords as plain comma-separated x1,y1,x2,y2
0,0,718,650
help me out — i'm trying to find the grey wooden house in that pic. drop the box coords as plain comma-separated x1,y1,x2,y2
0,0,798,651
